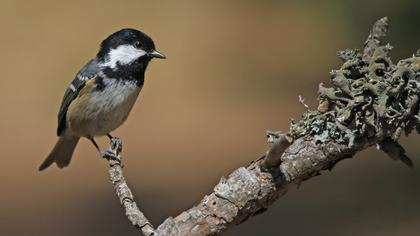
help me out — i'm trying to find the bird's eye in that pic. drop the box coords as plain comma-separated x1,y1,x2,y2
134,41,142,48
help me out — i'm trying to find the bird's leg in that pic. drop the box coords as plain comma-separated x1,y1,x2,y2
90,138,101,151
90,137,121,164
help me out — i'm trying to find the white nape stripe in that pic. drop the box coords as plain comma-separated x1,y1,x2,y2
102,45,146,69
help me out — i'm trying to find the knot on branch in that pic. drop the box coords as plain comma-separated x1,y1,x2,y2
262,131,292,169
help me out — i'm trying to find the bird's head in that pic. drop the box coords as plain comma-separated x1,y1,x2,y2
97,28,165,71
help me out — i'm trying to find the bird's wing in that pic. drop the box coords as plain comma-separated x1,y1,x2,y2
57,59,99,136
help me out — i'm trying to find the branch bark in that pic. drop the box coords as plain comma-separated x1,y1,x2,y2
104,18,420,236
105,138,155,236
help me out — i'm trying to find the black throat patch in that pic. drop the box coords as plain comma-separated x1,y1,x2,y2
101,59,149,86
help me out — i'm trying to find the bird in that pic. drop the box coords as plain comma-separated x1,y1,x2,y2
39,28,165,171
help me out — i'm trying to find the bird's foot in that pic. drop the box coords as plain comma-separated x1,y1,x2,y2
101,149,122,166
101,135,124,167
110,137,123,155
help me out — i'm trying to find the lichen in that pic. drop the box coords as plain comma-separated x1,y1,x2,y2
288,18,419,166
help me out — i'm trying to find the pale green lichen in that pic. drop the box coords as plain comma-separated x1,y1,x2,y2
288,18,419,166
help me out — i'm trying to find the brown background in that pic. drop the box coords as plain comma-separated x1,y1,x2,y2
0,0,419,235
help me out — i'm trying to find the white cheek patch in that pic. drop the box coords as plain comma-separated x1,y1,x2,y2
103,45,146,69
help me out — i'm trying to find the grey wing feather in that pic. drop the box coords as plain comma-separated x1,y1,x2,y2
57,59,99,136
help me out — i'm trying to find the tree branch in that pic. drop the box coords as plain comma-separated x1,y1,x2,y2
105,139,155,236
104,18,420,235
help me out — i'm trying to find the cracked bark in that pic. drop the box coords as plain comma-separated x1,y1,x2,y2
104,18,419,235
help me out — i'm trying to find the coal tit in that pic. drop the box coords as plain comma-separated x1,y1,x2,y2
39,28,165,171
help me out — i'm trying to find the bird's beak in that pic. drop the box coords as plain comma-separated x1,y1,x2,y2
147,50,166,59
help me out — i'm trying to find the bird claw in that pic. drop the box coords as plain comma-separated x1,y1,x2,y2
110,137,123,155
99,136,124,167
101,149,122,165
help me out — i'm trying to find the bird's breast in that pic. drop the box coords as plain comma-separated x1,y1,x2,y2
67,78,142,137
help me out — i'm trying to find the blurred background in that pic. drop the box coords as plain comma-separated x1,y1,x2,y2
0,0,419,235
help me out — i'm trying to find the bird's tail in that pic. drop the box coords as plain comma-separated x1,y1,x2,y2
39,136,80,171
